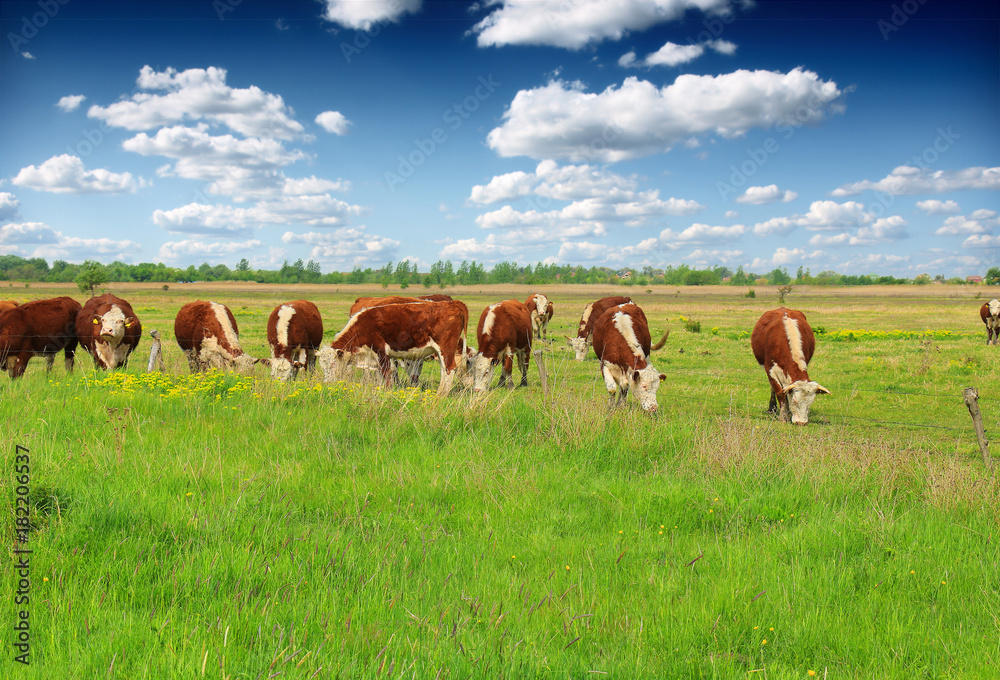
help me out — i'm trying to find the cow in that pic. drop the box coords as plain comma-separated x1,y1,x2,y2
262,300,324,381
348,294,455,386
174,300,259,373
75,293,142,370
591,303,665,412
317,299,469,396
0,300,18,313
0,296,81,378
567,296,633,360
525,293,551,340
469,300,533,393
751,307,830,425
981,299,1000,345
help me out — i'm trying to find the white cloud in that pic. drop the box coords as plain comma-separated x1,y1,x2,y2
20,52,35,60
916,199,960,215
88,66,305,140
850,216,908,245
157,239,264,262
12,155,144,194
0,193,21,223
440,237,521,261
623,38,737,69
832,166,1000,196
282,228,400,265
753,200,874,237
56,95,86,112
724,210,739,219
659,223,747,245
0,222,59,244
319,0,422,29
487,69,842,162
315,111,351,135
471,0,737,49
735,184,797,205
962,234,1000,248
749,247,825,270
936,210,1000,236
706,38,737,55
153,194,364,236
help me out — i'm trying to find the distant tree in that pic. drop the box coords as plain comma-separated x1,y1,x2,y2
75,260,108,297
767,267,791,285
235,258,251,272
985,267,1000,285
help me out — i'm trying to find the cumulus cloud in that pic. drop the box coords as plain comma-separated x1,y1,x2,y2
659,223,747,245
319,0,422,29
622,38,737,69
0,222,60,244
57,95,86,112
0,193,22,223
832,166,1000,196
735,184,797,205
936,210,999,236
153,195,364,236
487,69,842,162
471,0,737,50
440,237,521,262
12,155,144,194
916,199,960,215
157,238,264,262
748,247,825,270
753,200,880,237
282,228,400,265
88,66,305,140
963,234,1000,248
315,111,351,135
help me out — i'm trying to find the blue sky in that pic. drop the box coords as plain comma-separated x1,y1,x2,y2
1,0,997,277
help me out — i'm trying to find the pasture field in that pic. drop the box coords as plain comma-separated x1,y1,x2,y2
2,282,1000,679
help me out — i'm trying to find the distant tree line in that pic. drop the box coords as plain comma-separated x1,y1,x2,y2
0,255,996,292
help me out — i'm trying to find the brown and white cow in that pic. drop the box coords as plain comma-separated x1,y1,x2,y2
0,300,18,313
470,300,533,392
75,293,142,370
0,296,81,378
981,299,1000,345
751,307,830,425
318,299,469,396
263,300,324,381
174,300,258,373
591,303,665,412
567,295,633,360
525,293,551,340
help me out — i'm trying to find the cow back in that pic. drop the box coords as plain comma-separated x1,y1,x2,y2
0,296,82,357
476,300,532,357
751,307,815,375
175,300,243,354
267,300,324,351
578,295,633,338
592,303,652,369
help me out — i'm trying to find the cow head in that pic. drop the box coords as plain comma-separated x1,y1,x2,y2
469,353,497,393
232,353,259,375
778,380,831,425
317,346,353,383
631,365,666,413
566,336,589,361
264,357,306,381
990,299,1000,319
92,307,132,347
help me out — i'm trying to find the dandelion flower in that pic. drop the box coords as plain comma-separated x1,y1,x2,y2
808,672,816,677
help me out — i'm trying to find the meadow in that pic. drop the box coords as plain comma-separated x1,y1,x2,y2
2,281,999,679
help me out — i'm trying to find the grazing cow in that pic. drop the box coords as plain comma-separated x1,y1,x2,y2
0,300,18,313
318,300,469,396
75,293,142,370
263,300,324,381
348,294,455,385
470,300,533,392
751,307,830,425
525,293,551,340
567,296,633,360
0,296,81,378
981,299,1000,345
591,303,665,412
174,300,258,373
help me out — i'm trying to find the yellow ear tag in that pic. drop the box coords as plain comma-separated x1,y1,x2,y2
93,318,99,324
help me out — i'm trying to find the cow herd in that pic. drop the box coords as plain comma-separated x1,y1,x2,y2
2,292,999,423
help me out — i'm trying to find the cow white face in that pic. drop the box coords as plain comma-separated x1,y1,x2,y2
990,299,1000,318
469,353,496,393
631,365,666,413
568,336,589,360
232,354,258,375
269,357,295,381
779,380,831,425
92,306,132,347
317,346,353,383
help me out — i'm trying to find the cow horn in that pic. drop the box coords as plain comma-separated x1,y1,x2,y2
815,383,831,395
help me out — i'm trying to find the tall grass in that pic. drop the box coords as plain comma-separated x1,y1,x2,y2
2,283,999,678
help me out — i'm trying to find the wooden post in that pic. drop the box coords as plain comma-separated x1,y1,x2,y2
963,387,992,469
147,329,165,373
533,348,549,399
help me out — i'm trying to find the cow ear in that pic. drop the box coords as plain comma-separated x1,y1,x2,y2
335,349,345,359
92,316,100,325
259,357,271,366
658,373,666,382
125,317,136,328
632,370,640,382
815,383,831,395
292,361,305,368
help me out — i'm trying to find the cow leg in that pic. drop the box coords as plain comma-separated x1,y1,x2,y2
777,394,792,423
498,354,513,388
517,350,529,388
376,352,394,387
406,359,423,387
64,342,76,373
305,348,317,373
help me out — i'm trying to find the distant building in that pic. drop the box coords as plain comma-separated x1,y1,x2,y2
967,275,983,283
618,269,633,280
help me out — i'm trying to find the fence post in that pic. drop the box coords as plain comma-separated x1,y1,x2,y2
147,329,164,373
533,348,549,399
963,387,992,470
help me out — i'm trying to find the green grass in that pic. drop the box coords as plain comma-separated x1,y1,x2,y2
2,283,1000,678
